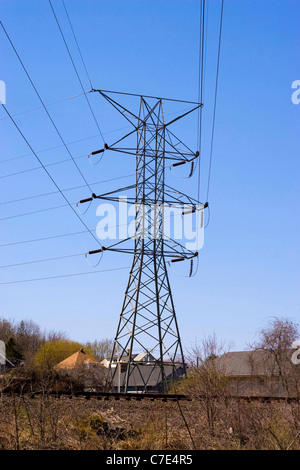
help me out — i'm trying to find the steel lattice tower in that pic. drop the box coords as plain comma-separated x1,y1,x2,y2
111,98,186,393
81,90,203,393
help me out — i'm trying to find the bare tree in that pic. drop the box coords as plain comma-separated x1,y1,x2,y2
15,320,43,364
85,339,114,362
250,317,300,397
183,334,230,436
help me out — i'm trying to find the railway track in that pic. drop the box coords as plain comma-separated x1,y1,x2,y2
1,390,298,402
20,391,190,402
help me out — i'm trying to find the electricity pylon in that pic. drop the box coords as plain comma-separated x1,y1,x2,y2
80,89,203,393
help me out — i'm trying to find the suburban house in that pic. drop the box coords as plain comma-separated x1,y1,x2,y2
0,341,15,371
55,348,103,371
112,362,185,393
101,351,156,371
55,348,108,391
101,352,185,393
0,348,5,372
213,350,300,398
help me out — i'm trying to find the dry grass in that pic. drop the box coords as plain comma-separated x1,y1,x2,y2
0,395,299,450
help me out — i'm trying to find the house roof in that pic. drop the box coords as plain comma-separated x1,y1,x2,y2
105,352,156,364
213,350,295,377
113,363,185,388
55,348,103,370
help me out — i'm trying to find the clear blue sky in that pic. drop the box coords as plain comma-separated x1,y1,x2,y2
0,0,299,354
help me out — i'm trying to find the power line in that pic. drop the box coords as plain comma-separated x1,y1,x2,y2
0,152,88,180
1,103,101,247
0,133,100,165
0,204,197,248
0,176,138,222
0,91,88,123
92,88,201,105
0,20,94,194
49,0,105,144
0,197,130,222
0,202,73,222
197,0,206,203
0,266,130,286
0,238,143,269
0,173,135,206
62,0,94,89
206,0,224,202
0,230,93,248
0,252,84,269
0,108,190,167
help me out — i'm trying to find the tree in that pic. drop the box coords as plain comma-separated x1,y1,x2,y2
0,318,15,343
178,334,230,436
253,317,299,352
15,319,43,363
85,339,114,362
0,317,44,364
6,337,24,366
34,340,95,369
251,317,300,398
